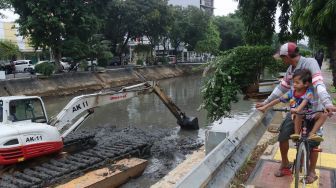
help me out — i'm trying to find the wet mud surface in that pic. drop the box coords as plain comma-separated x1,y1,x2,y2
0,127,203,188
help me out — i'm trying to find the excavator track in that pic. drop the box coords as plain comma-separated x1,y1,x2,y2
0,131,151,188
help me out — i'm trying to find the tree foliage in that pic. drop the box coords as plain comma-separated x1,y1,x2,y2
291,0,336,86
202,46,276,120
183,6,211,51
0,39,19,59
213,13,244,51
10,0,102,66
195,20,221,55
237,0,277,45
0,0,10,18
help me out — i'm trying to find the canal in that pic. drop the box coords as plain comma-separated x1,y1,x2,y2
42,74,256,187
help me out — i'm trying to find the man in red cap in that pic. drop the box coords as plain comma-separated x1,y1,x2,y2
256,42,336,183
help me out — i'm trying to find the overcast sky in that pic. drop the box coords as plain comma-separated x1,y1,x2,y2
1,1,239,21
214,0,238,16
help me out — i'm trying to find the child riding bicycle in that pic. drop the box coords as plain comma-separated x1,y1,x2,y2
258,69,327,142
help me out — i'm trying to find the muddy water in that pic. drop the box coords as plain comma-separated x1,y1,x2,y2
43,74,256,187
44,74,254,133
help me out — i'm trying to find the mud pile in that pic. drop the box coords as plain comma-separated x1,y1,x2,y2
0,127,203,188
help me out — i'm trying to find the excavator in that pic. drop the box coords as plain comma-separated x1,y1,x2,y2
0,81,198,165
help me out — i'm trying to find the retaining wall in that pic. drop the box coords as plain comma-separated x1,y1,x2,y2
0,64,202,97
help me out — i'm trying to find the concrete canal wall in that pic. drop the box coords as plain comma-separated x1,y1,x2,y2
0,64,202,97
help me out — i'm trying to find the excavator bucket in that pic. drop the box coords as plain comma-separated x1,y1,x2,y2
178,116,199,130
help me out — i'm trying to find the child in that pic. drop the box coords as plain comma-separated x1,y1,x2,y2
257,69,327,142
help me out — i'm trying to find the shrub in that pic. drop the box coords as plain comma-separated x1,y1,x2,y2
156,56,169,64
98,52,113,67
79,60,89,71
136,59,144,65
35,62,55,76
300,49,312,57
201,45,276,121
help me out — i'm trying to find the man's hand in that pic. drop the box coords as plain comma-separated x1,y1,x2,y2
255,102,265,108
257,106,267,113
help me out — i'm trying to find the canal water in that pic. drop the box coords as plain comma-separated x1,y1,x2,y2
44,74,255,133
42,74,256,186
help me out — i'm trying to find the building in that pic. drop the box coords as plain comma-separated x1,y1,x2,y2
0,22,36,53
0,22,41,62
168,0,214,15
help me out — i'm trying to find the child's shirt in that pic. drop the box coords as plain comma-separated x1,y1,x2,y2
279,87,315,112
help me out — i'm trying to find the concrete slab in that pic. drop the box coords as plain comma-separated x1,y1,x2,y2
57,158,148,188
247,159,335,188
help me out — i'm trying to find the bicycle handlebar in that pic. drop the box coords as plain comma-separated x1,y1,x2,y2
272,108,324,115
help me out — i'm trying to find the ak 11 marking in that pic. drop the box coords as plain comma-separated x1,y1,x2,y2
72,101,89,112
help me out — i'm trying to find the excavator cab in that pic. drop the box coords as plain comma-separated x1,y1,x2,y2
6,97,48,124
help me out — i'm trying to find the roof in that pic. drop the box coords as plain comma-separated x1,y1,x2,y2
0,96,40,101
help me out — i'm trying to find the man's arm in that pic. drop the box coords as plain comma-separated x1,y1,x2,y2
307,60,333,107
262,67,291,105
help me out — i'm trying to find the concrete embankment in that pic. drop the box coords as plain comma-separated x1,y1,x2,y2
0,64,202,97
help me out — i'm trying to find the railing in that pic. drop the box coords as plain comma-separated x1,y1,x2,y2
175,109,276,187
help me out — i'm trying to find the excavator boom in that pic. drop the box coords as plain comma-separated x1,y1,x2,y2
50,82,153,137
51,81,198,138
151,84,199,130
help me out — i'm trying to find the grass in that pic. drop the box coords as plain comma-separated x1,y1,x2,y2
230,137,278,187
330,86,336,93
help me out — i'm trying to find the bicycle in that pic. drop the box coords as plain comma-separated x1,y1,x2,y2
273,108,324,188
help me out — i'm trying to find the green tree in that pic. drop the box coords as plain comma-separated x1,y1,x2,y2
0,39,19,59
195,20,221,55
10,0,102,70
291,0,336,86
140,0,172,55
183,6,211,51
237,0,277,45
0,0,10,18
213,13,244,51
201,46,276,120
169,6,188,55
104,0,144,64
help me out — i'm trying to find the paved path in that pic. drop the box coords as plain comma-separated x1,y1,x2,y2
248,61,336,188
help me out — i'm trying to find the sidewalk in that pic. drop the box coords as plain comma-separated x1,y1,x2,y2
247,60,336,187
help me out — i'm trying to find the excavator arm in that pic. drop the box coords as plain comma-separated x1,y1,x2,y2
151,84,198,130
50,82,153,137
50,81,198,138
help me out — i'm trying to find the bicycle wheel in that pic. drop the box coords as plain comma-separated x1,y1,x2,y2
295,142,309,188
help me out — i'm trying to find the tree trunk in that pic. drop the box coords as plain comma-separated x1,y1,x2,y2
52,48,63,72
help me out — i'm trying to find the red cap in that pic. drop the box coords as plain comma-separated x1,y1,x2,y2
279,42,297,56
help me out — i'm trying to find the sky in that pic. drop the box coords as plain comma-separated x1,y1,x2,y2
214,0,238,16
1,0,238,20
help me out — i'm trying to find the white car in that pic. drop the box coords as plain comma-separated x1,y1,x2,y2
60,61,70,70
13,60,34,72
36,60,70,70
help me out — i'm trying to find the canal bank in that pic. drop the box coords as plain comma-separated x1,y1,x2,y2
0,64,203,97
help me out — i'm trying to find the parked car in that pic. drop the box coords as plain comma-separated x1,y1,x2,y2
60,61,70,70
86,58,98,67
13,60,34,73
36,60,70,70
